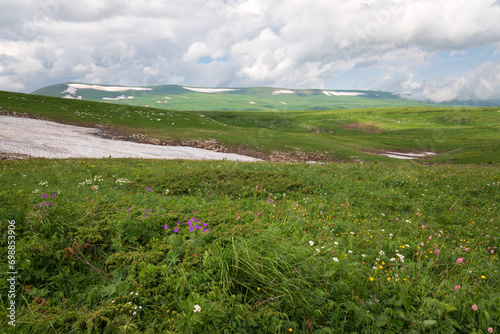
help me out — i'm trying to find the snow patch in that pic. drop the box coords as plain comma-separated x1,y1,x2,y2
63,95,82,100
248,102,256,104
273,89,295,95
102,95,135,101
279,101,288,105
378,151,436,160
68,83,152,92
322,91,366,96
183,87,239,93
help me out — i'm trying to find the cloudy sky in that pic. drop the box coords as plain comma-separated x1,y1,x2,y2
1,0,500,102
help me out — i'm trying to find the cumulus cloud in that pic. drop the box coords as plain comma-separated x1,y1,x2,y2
0,0,499,102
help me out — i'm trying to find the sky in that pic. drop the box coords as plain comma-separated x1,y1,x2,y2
1,0,500,103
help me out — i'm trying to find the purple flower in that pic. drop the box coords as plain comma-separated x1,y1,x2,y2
177,222,180,225
41,193,47,198
187,221,192,226
52,193,56,197
189,227,194,232
164,225,168,229
174,228,179,233
203,229,210,232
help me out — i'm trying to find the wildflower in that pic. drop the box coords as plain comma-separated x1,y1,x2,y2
481,275,486,279
488,327,493,333
435,249,440,255
387,277,391,281
309,241,314,246
316,249,320,253
164,225,168,229
492,250,495,254
334,241,338,245
361,254,366,257
332,257,339,262
472,304,477,311
465,248,470,251
390,258,396,262
174,228,179,233
369,277,374,281
193,305,201,313
348,250,352,254
421,242,424,247
133,311,136,316
457,258,463,264
454,286,461,290
379,251,385,256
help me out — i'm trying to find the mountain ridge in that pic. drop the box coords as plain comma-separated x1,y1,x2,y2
32,82,437,111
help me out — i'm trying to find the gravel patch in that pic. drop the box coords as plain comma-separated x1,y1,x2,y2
0,115,261,162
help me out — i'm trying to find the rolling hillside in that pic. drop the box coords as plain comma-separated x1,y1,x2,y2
2,89,500,164
32,83,436,111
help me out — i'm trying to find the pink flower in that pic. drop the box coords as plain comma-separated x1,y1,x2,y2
465,248,470,251
492,250,495,254
435,249,440,255
422,225,425,229
488,327,493,333
429,236,432,240
454,286,460,290
421,242,424,247
472,304,477,311
457,258,463,264
416,212,420,215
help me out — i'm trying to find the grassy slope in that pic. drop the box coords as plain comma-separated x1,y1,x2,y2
2,90,500,164
32,83,436,112
0,159,498,333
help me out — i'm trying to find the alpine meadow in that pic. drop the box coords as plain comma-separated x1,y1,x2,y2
0,87,499,334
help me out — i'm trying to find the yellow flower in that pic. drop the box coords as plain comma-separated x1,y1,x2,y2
379,265,383,269
289,329,293,332
370,277,374,281
387,277,391,281
481,275,486,279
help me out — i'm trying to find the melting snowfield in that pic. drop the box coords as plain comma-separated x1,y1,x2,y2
0,115,260,162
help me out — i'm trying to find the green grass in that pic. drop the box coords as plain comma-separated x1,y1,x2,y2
1,90,500,164
0,158,499,333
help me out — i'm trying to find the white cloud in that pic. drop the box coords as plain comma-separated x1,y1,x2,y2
0,0,500,103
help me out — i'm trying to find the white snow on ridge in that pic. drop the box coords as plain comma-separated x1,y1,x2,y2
322,91,366,96
183,87,239,93
102,95,134,101
272,89,295,95
63,95,82,100
67,83,153,92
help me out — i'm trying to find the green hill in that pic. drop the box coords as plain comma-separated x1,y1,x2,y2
2,89,500,164
32,83,436,111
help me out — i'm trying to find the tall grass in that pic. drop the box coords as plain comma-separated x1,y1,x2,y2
0,158,498,333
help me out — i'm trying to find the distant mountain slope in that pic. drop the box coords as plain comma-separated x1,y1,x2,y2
32,83,436,111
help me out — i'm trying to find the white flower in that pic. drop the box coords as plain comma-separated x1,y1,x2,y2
379,251,385,256
373,266,377,270
193,304,201,313
309,241,314,246
381,229,385,232
133,311,136,316
381,213,385,216
332,257,339,262
111,300,115,303
361,254,366,257
135,292,138,295
316,249,320,253
130,292,133,295
348,250,353,254
350,231,355,235
390,258,396,262
389,234,393,239
334,241,338,245
139,306,142,309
